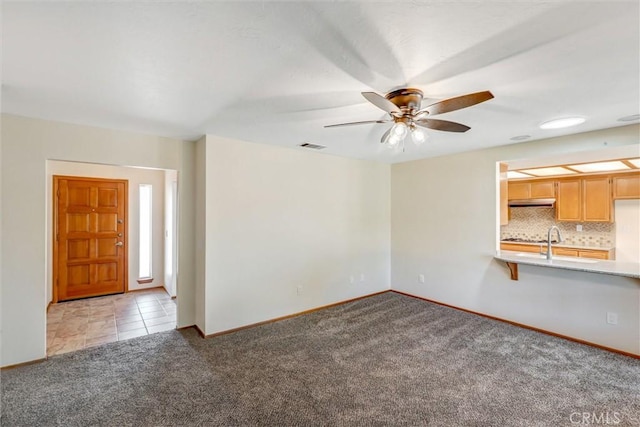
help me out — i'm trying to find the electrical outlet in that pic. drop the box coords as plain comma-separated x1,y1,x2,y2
419,274,425,284
360,273,365,282
576,224,583,232
349,276,355,285
606,312,618,325
296,285,303,295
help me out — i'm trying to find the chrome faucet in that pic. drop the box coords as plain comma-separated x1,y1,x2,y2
546,225,564,260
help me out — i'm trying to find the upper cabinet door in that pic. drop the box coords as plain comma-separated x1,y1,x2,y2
507,182,530,200
507,179,555,200
613,173,640,199
556,179,582,221
530,181,555,198
583,177,611,222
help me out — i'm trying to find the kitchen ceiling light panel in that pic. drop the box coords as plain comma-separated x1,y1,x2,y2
507,171,534,179
519,167,577,176
627,158,640,168
570,161,631,172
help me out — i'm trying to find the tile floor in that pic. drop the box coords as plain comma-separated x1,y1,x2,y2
47,288,176,356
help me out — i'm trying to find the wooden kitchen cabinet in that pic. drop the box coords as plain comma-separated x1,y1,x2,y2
578,249,611,259
501,243,612,259
556,177,611,222
583,177,611,222
508,180,555,200
556,179,582,221
613,173,640,199
500,243,542,253
552,247,578,257
508,182,530,200
530,181,555,198
552,247,612,259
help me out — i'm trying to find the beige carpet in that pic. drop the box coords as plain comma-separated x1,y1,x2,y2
2,292,639,426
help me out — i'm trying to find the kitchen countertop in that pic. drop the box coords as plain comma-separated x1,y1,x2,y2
500,240,613,251
495,250,640,279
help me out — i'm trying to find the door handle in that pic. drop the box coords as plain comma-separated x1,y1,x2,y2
115,242,124,247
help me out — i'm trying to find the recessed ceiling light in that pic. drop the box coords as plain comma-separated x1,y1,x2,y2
570,161,630,173
539,117,585,129
617,114,640,122
520,167,577,176
510,135,531,141
507,171,533,179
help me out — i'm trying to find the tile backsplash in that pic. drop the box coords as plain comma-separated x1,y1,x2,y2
501,207,615,248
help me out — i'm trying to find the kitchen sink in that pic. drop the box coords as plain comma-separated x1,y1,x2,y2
514,253,598,264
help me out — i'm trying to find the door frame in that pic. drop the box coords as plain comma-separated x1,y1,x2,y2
52,175,129,303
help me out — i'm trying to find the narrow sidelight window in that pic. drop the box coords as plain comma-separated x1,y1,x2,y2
139,184,153,280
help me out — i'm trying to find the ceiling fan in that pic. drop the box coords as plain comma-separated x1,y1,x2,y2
325,88,494,149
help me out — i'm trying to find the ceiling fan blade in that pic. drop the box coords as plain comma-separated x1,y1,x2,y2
379,127,392,144
415,118,471,133
361,92,401,115
419,91,494,116
324,119,390,128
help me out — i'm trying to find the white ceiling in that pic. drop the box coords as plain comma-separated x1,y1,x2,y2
2,1,639,163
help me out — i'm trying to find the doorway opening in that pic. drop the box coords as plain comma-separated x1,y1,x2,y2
495,145,640,258
47,160,179,355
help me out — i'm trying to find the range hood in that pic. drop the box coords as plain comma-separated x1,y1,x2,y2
508,198,556,208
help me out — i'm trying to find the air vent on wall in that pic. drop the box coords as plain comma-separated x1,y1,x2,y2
299,143,326,150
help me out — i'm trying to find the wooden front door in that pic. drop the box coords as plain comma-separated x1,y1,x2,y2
54,176,128,302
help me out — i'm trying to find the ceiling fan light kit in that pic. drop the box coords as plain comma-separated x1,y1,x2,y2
391,121,408,138
326,87,494,152
410,126,426,145
381,123,428,152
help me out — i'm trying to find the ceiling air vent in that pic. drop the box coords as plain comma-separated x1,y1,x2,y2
299,143,326,150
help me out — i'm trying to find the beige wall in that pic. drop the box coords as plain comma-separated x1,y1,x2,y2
2,111,638,366
391,124,640,355
199,135,391,335
194,136,207,330
164,169,179,297
1,115,196,366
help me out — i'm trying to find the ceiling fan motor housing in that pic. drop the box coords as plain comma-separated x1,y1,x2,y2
385,88,424,114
